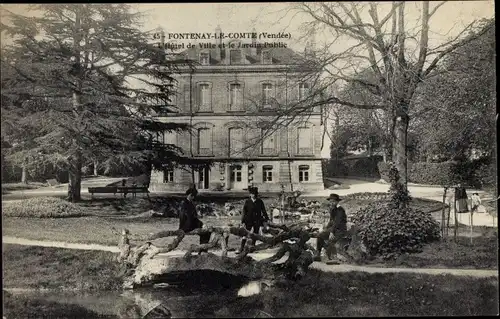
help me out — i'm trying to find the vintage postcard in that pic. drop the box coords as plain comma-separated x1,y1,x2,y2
1,2,497,318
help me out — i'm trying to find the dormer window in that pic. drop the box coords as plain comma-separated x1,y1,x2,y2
262,50,272,64
230,50,242,64
200,52,209,65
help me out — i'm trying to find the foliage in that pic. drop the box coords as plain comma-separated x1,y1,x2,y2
408,162,457,185
292,2,493,187
350,157,383,178
343,192,390,200
197,203,215,217
473,161,497,189
379,160,494,189
330,70,389,159
411,19,496,161
352,163,439,259
2,197,86,218
351,203,441,259
0,4,195,200
377,161,391,182
322,159,349,177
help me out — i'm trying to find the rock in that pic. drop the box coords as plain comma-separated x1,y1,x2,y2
128,253,271,288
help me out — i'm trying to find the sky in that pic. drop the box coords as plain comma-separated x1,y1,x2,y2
1,2,495,158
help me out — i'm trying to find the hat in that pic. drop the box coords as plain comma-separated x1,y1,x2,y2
249,186,258,195
327,193,342,201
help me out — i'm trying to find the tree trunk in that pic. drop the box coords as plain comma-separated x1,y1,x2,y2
93,159,99,176
392,113,409,188
21,165,27,184
67,151,82,202
67,8,83,203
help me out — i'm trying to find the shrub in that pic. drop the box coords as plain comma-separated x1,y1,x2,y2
343,192,390,200
322,159,349,177
409,161,459,185
2,197,86,218
352,163,441,259
350,156,383,178
473,162,497,188
351,203,441,259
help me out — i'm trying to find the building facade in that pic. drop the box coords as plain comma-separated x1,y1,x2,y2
150,31,325,192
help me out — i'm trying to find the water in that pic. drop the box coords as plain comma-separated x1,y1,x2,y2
4,271,273,318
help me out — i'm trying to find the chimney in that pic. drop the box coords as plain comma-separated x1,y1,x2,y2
310,31,316,58
250,28,257,56
304,40,310,57
214,25,222,61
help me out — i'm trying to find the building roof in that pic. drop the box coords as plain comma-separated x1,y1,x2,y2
179,42,308,66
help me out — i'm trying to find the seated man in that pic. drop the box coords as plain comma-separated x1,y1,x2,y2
314,193,348,262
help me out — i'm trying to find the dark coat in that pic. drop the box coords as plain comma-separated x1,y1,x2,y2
326,205,347,235
242,198,269,226
178,198,202,232
455,187,468,200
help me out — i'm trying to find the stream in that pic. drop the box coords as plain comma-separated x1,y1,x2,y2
4,270,275,318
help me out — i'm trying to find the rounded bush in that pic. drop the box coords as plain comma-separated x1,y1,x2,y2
351,202,441,259
2,197,86,218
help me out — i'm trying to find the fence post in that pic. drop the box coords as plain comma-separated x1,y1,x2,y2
453,191,458,242
441,187,448,238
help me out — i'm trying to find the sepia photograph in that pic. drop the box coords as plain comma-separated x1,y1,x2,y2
1,2,497,318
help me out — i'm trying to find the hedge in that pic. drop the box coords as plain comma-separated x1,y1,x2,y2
323,157,382,178
378,159,494,188
322,159,349,177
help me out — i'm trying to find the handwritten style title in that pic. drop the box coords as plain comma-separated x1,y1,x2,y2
153,32,291,40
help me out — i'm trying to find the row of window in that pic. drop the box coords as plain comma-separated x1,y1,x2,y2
195,82,310,112
199,126,313,156
199,49,273,65
156,126,314,156
163,165,311,183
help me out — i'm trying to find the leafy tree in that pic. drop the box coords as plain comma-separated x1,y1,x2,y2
287,2,493,190
411,19,496,161
1,4,194,201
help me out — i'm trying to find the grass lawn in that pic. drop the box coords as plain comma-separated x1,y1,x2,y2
3,293,116,319
3,196,495,269
2,244,123,291
1,215,244,249
226,269,499,317
372,231,498,269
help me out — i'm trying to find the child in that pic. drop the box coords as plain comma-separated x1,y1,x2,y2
471,193,482,214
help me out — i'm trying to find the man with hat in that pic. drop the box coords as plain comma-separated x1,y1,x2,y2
314,193,348,262
237,186,270,254
179,186,210,249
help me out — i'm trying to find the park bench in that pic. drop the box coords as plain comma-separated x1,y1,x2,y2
116,186,150,199
88,186,118,198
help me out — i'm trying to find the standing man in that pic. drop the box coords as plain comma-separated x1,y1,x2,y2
179,187,211,248
237,187,269,254
314,193,347,262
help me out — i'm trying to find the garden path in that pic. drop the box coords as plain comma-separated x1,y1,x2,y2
3,236,497,278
